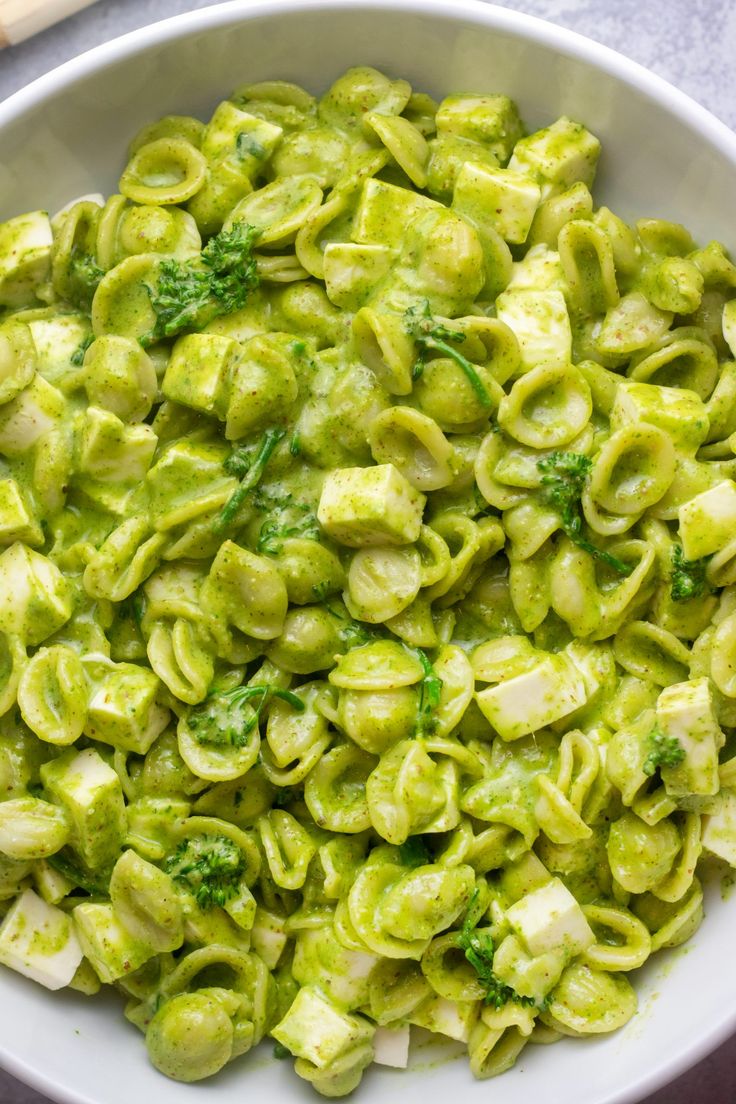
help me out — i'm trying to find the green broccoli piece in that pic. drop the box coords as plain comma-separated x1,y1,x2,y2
456,889,536,1010
537,451,631,575
68,251,104,309
189,683,305,748
215,427,286,533
643,729,686,776
145,221,260,342
404,299,493,409
165,834,245,909
671,544,710,601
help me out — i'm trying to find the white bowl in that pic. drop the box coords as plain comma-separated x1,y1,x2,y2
1,3,736,1103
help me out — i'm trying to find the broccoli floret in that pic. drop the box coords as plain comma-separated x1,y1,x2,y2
164,834,245,909
215,427,286,533
404,299,493,408
643,728,686,776
68,251,104,309
188,684,305,748
670,544,710,602
145,221,260,342
537,451,630,575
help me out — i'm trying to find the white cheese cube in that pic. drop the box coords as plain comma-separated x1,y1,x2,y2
656,677,723,797
508,117,601,197
505,878,594,959
495,288,571,372
408,995,476,1042
272,986,374,1069
77,406,157,484
678,480,736,560
41,748,126,870
318,464,425,547
28,315,90,388
506,244,566,292
73,901,152,983
323,242,394,311
0,211,53,307
352,178,439,248
611,380,709,456
702,789,736,866
454,162,541,245
0,542,72,646
85,663,168,754
475,652,587,740
0,888,82,990
250,906,288,969
0,478,43,546
162,333,238,416
373,1025,410,1068
0,374,66,457
201,102,282,164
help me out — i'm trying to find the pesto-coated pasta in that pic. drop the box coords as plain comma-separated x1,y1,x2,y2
1,64,736,1098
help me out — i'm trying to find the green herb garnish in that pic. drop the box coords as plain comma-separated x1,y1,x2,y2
405,299,492,408
189,683,305,748
165,834,245,909
215,427,286,532
671,545,710,601
643,729,686,776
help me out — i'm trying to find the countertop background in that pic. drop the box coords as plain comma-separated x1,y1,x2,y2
1,0,735,1101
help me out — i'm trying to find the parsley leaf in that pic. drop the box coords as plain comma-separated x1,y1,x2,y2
189,683,305,748
537,451,631,575
457,889,536,1010
70,333,94,367
404,299,493,409
215,427,286,533
412,648,443,738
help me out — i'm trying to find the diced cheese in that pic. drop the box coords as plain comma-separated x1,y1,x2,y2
162,333,238,416
77,406,157,484
408,995,476,1043
495,288,571,372
453,162,541,245
0,478,43,546
352,178,439,248
0,888,82,990
656,677,723,797
702,789,736,866
323,242,394,311
318,464,425,547
612,380,709,456
678,480,736,560
475,652,588,740
250,906,289,969
0,374,66,457
41,748,126,870
85,663,168,754
505,878,594,959
272,986,374,1069
73,901,152,983
0,542,72,646
0,211,53,307
373,1025,410,1068
508,116,601,197
506,244,566,292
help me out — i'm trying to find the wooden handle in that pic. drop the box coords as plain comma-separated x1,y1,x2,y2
0,0,99,47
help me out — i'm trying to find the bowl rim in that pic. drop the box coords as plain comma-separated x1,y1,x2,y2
1,2,736,1102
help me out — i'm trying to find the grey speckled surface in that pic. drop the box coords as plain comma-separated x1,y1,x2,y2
0,1,735,1102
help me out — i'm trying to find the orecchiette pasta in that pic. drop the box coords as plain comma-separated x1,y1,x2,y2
1,63,735,1099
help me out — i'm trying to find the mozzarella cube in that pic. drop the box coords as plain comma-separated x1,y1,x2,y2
250,906,289,969
318,464,425,547
408,995,476,1042
612,380,709,456
373,1025,410,1068
0,478,43,546
202,102,282,165
678,480,736,560
508,117,601,196
495,288,571,372
41,748,126,870
85,663,168,754
77,406,157,484
352,178,439,248
0,889,82,990
0,542,72,645
0,374,66,457
435,93,523,162
323,242,394,311
162,333,238,416
656,677,723,797
702,789,736,866
73,901,152,983
272,986,374,1069
0,211,53,307
454,162,541,244
505,878,594,959
475,652,588,740
506,244,567,292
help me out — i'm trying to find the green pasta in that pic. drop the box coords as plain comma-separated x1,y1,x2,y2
1,64,736,1096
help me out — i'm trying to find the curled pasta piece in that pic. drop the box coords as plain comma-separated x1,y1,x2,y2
628,326,719,399
632,879,704,953
0,796,70,860
710,610,736,696
227,176,323,247
612,620,690,687
0,633,26,718
652,812,701,903
369,406,455,490
582,904,651,971
262,682,333,786
17,644,88,746
304,743,376,833
120,138,207,206
468,1003,535,1079
345,546,421,624
146,619,215,705
497,363,592,449
503,497,560,560
176,692,261,784
535,730,599,844
542,963,637,1036
84,516,168,601
589,424,676,515
475,430,528,510
337,686,417,754
558,219,619,315
258,809,316,890
366,739,461,843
